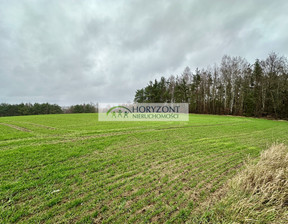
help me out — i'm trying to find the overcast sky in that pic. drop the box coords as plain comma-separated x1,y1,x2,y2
1,0,288,105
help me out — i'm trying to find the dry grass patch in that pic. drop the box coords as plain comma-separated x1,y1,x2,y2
233,143,288,208
199,144,288,223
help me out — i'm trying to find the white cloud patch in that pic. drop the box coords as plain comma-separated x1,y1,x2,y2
0,0,288,105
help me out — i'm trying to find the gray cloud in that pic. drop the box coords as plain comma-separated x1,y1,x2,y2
1,0,288,105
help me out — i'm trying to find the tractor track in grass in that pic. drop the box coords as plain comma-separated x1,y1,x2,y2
154,121,251,130
22,122,56,130
0,122,31,132
0,121,253,150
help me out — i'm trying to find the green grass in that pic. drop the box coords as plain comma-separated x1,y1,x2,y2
0,114,288,223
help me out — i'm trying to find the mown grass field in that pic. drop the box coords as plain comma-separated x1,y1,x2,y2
1,114,288,223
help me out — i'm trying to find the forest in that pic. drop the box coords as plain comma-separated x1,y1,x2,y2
0,103,97,117
134,52,288,119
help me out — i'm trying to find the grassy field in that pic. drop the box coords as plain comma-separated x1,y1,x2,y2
0,114,288,223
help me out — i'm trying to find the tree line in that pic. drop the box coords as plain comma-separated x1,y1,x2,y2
134,53,288,119
62,104,97,113
0,103,97,117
